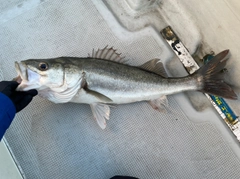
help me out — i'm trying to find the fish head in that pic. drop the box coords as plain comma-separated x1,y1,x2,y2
15,58,65,91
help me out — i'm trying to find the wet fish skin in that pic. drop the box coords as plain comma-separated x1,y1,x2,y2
80,58,201,103
14,49,238,129
16,57,201,104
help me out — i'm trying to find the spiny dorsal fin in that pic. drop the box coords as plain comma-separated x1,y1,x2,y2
139,58,168,78
89,45,128,64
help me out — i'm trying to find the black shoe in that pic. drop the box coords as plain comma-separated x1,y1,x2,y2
110,176,138,179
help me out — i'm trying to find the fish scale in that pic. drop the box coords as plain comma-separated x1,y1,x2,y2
14,47,237,129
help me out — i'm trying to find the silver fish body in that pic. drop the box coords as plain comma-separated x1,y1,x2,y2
70,58,199,104
14,48,237,129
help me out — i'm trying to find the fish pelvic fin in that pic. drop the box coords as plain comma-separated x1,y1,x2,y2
90,103,110,129
196,49,238,100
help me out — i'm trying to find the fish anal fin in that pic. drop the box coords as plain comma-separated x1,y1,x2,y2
90,46,128,64
149,96,169,112
139,58,168,78
85,88,113,103
90,103,111,129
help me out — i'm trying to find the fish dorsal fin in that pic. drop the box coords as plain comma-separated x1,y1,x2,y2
89,45,128,64
139,58,168,78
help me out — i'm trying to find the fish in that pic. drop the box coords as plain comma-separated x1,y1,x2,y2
14,47,238,129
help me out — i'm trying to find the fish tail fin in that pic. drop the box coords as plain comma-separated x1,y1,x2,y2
196,49,237,100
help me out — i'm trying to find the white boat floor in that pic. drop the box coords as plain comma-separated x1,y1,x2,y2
0,0,240,178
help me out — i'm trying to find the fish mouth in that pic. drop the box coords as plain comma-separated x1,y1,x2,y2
14,61,41,91
14,61,28,82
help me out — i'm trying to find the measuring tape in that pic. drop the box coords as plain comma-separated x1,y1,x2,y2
203,55,238,124
161,26,240,141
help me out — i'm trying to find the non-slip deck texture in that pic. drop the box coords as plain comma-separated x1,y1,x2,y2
1,0,240,178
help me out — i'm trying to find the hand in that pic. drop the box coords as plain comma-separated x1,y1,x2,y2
0,81,38,112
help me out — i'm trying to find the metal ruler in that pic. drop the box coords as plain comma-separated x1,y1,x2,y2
161,26,240,141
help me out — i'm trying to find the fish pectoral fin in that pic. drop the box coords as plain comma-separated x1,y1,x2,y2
85,88,113,103
139,58,168,78
149,96,169,112
90,103,111,129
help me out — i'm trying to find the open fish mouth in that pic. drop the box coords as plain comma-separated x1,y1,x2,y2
14,61,28,82
14,61,41,91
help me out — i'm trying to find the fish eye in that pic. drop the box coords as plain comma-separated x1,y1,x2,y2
39,62,48,71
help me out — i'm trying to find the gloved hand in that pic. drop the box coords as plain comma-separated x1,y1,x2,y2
0,81,38,112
